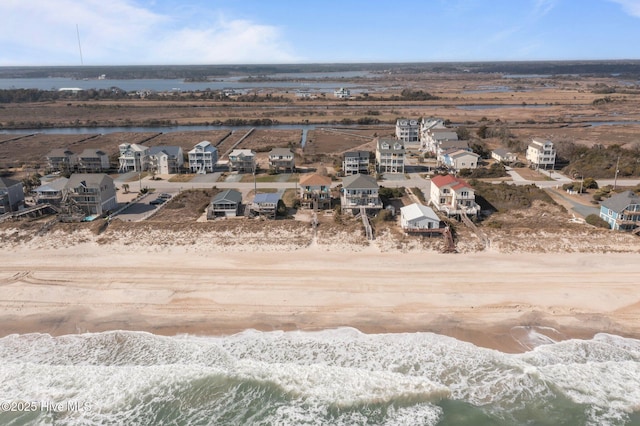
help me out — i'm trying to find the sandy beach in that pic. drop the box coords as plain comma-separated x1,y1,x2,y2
2,224,640,354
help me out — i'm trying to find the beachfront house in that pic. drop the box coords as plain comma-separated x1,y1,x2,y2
45,148,77,173
441,149,480,172
600,190,640,232
299,173,332,210
228,149,256,173
250,192,281,219
188,141,218,174
395,119,420,144
429,174,479,217
268,148,295,173
340,173,382,214
342,151,370,176
526,138,556,170
419,118,446,143
34,177,69,207
400,203,441,232
207,189,243,219
118,143,150,173
77,149,110,173
148,146,184,175
435,140,471,164
65,173,117,217
375,138,405,174
0,177,25,214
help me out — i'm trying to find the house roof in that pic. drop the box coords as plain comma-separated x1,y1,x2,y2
78,148,107,157
66,173,112,188
46,148,75,157
602,190,640,213
342,173,378,190
299,173,331,187
493,148,515,157
195,141,212,148
0,177,21,188
401,203,440,222
344,151,369,159
119,143,148,152
269,148,293,157
438,140,468,151
377,137,405,153
448,150,480,160
212,189,242,204
35,177,68,192
431,174,472,190
229,149,255,158
149,146,182,158
253,192,281,204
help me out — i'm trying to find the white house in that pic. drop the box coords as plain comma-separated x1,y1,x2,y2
442,149,480,172
395,119,420,144
228,149,256,173
268,148,295,173
334,87,351,99
400,203,440,232
430,174,479,217
188,141,218,174
492,148,518,164
375,138,405,174
148,146,184,175
526,138,556,170
118,143,149,173
342,151,370,176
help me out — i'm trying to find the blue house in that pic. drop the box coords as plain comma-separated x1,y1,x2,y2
599,191,640,232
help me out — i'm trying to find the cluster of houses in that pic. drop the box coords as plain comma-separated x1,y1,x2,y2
395,117,558,171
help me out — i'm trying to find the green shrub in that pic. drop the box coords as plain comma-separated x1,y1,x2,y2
585,214,611,229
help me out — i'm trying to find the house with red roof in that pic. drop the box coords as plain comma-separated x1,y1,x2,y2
429,174,479,217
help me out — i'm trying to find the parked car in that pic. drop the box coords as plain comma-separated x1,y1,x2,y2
150,198,166,205
158,193,172,199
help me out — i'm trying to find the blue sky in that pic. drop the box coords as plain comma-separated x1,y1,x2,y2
2,0,640,65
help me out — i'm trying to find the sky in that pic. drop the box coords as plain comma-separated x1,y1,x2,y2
2,0,640,66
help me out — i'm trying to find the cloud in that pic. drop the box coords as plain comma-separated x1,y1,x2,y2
609,0,640,17
532,0,557,18
0,0,298,65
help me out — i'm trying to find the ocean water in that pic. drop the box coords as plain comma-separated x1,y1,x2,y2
1,329,639,425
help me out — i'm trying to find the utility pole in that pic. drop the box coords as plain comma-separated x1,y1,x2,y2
614,155,621,190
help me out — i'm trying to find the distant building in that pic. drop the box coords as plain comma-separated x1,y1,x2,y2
334,87,351,99
342,151,370,176
395,118,420,143
375,138,405,174
45,148,77,173
600,190,640,232
118,143,150,173
188,141,218,174
77,149,110,173
423,128,460,154
65,173,117,217
228,149,256,173
0,177,24,214
526,138,556,170
419,117,446,144
148,146,184,175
